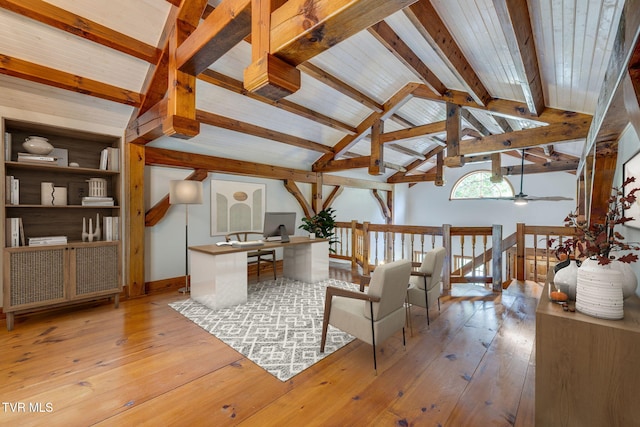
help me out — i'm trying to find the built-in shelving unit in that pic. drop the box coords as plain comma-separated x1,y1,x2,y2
2,118,122,330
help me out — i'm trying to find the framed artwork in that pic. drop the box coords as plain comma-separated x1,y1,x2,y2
623,150,640,229
210,179,265,236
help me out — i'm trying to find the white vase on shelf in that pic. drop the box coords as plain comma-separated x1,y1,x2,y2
576,258,624,320
23,136,54,155
553,259,579,300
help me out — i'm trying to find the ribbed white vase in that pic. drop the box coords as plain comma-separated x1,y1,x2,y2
576,258,624,320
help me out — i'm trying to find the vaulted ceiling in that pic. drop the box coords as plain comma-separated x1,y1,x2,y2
0,0,635,187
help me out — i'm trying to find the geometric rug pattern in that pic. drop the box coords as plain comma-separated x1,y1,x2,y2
169,277,358,381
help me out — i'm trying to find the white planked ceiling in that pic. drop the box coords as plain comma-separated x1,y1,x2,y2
0,0,628,181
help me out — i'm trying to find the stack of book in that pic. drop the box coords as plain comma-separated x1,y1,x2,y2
28,235,67,246
103,216,120,241
5,218,25,247
17,152,57,164
99,147,120,171
5,176,19,205
82,196,114,206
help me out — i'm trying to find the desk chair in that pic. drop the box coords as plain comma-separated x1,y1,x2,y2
225,231,277,280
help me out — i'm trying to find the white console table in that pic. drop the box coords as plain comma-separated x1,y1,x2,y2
189,237,329,310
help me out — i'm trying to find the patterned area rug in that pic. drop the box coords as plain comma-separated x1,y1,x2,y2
169,278,358,381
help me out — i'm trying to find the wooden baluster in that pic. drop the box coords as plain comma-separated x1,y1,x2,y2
401,233,405,260
471,234,477,279
459,235,465,280
374,231,379,266
483,235,488,283
533,233,539,282
410,234,415,262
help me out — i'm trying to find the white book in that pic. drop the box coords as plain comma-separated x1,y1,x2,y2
113,217,119,241
103,216,112,241
28,235,67,242
6,218,20,247
4,132,11,161
5,175,12,204
10,177,19,205
99,148,108,170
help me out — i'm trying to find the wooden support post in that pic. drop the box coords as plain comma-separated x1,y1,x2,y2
442,224,451,290
491,153,503,183
166,18,200,139
444,102,465,167
369,119,385,175
362,221,371,276
516,222,525,281
492,224,503,292
312,173,323,215
435,150,445,186
244,0,300,99
127,143,146,297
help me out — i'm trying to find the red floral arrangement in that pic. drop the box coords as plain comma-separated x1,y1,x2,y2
551,176,640,265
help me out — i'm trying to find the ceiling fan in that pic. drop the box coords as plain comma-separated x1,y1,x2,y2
492,149,573,205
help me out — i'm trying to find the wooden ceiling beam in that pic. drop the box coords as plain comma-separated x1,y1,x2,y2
461,109,491,136
378,121,446,143
387,143,426,160
387,145,444,182
165,0,182,6
177,0,252,75
195,110,332,153
198,69,357,135
322,174,393,191
0,0,161,63
459,117,591,156
145,146,318,183
501,159,580,175
412,86,592,127
323,185,344,210
313,82,418,170
270,0,417,66
0,53,141,107
284,179,314,218
297,62,383,112
493,0,545,116
368,20,445,96
387,172,438,184
404,0,491,106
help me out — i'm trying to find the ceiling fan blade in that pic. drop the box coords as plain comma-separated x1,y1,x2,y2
525,196,573,201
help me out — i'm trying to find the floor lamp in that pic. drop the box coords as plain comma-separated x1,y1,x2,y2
169,180,203,293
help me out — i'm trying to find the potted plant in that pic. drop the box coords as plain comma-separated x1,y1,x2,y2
299,207,338,251
552,177,640,318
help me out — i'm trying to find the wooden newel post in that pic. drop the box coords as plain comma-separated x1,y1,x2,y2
516,223,526,281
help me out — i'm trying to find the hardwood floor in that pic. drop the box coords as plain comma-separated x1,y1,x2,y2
0,263,541,426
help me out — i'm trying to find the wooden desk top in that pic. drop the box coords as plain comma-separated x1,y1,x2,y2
537,282,640,333
189,236,327,256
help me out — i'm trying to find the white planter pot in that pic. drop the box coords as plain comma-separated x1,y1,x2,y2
553,259,579,300
576,258,624,320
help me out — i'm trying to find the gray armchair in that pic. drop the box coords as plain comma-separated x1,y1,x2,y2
320,259,411,372
407,247,446,328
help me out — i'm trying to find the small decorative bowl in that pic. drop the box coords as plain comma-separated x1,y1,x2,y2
23,136,54,155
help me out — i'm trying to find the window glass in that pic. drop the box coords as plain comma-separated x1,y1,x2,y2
450,170,514,200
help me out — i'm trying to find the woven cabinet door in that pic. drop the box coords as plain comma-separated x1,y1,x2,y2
5,247,67,311
71,243,120,299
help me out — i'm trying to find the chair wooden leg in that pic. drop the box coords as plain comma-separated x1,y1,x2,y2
369,302,377,374
272,257,277,280
320,292,333,352
256,255,261,280
424,277,430,326
402,327,406,349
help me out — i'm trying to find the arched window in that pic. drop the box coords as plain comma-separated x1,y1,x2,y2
450,170,514,200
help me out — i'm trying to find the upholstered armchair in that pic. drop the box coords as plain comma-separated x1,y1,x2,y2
320,259,411,372
406,247,446,328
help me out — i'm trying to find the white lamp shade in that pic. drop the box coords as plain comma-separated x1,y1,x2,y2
169,180,203,205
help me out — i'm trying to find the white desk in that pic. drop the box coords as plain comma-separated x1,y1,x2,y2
189,236,329,310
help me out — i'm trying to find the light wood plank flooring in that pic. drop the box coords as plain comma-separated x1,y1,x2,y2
0,263,541,426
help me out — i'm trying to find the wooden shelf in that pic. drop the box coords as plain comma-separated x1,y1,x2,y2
535,282,640,426
5,161,119,175
6,205,120,209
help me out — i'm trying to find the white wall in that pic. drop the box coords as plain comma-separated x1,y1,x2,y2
614,124,640,297
144,161,578,282
405,163,577,237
